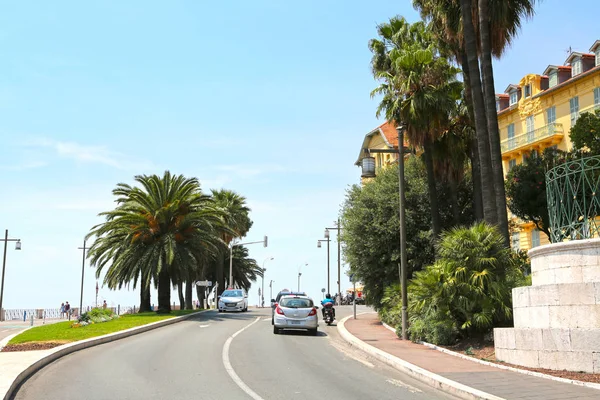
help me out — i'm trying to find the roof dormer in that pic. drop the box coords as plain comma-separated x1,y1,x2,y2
518,74,542,99
505,84,520,106
565,52,595,76
496,94,509,112
590,40,600,66
543,65,572,87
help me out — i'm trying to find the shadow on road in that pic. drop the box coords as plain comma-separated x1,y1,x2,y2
184,309,265,323
277,329,328,337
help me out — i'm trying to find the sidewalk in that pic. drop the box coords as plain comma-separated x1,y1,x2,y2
344,313,600,400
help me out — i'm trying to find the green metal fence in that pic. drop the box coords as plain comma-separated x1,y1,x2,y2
546,155,600,242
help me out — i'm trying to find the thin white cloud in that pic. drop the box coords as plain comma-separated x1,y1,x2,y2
0,161,47,171
25,138,155,171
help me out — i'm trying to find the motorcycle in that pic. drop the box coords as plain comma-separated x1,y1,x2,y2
323,302,335,325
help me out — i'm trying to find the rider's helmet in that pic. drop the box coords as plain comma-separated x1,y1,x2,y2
325,293,332,299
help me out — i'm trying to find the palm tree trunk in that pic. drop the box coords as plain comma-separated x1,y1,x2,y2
197,285,205,309
478,0,509,244
139,285,151,313
216,253,225,296
460,48,484,221
423,138,442,236
460,0,497,225
157,268,172,313
177,282,184,310
185,280,193,310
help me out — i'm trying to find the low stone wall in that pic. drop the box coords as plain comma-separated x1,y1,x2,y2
494,238,600,373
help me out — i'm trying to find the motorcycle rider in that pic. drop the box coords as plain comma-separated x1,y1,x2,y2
321,293,336,320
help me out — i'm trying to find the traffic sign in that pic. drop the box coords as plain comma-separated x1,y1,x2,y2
321,288,326,293
195,280,212,287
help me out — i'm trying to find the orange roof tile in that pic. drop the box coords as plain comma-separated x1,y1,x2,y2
377,121,399,147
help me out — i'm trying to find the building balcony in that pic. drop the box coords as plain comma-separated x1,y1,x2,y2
501,122,564,159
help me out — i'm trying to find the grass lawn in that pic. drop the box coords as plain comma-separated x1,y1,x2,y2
7,309,201,346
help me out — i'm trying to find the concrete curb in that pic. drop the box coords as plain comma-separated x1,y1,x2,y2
0,328,34,352
381,320,600,392
337,315,505,400
1,309,209,400
420,341,600,391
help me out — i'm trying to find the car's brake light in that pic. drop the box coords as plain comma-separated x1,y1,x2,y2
276,306,284,315
308,307,317,316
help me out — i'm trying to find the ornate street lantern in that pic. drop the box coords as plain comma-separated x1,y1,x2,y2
361,156,376,178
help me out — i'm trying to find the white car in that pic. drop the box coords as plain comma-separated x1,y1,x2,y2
273,295,318,335
218,289,248,312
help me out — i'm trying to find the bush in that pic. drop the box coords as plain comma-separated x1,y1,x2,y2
408,312,458,345
378,284,403,329
406,222,527,344
77,308,117,325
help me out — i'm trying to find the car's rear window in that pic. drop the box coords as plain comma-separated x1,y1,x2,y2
280,297,313,308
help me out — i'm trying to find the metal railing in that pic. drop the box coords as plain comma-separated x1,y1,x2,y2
501,122,564,153
546,155,600,242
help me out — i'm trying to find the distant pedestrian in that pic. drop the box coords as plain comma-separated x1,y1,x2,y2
64,302,71,320
60,303,65,319
103,300,107,309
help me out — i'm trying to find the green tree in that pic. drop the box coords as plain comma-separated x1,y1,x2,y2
370,17,463,236
341,156,474,308
211,189,252,295
570,109,600,154
231,246,262,291
505,148,565,239
87,171,225,313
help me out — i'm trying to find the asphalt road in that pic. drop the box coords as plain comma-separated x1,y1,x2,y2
12,306,457,400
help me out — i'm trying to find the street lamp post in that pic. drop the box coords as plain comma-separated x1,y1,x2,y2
317,237,330,294
269,280,275,302
325,220,342,304
78,239,91,316
229,236,268,288
262,257,274,308
359,123,409,339
397,124,409,340
297,263,307,292
0,230,22,322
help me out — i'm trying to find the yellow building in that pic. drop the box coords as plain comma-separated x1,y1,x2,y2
354,121,405,181
497,39,600,251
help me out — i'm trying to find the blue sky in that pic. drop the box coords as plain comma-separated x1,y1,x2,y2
0,0,596,311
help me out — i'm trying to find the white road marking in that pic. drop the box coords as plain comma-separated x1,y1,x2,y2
199,325,210,328
222,317,264,400
262,318,270,321
386,378,422,393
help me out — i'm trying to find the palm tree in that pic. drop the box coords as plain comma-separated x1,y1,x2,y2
211,189,253,294
230,246,262,291
432,104,471,225
370,17,462,236
414,0,536,244
87,171,225,313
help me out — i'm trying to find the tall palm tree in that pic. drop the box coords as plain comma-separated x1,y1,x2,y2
414,0,536,244
211,189,253,294
370,17,462,236
87,171,225,313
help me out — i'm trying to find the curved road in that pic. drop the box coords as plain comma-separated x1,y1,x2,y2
13,306,456,400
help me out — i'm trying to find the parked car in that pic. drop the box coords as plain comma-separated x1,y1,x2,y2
218,289,248,312
273,295,318,335
271,290,306,324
